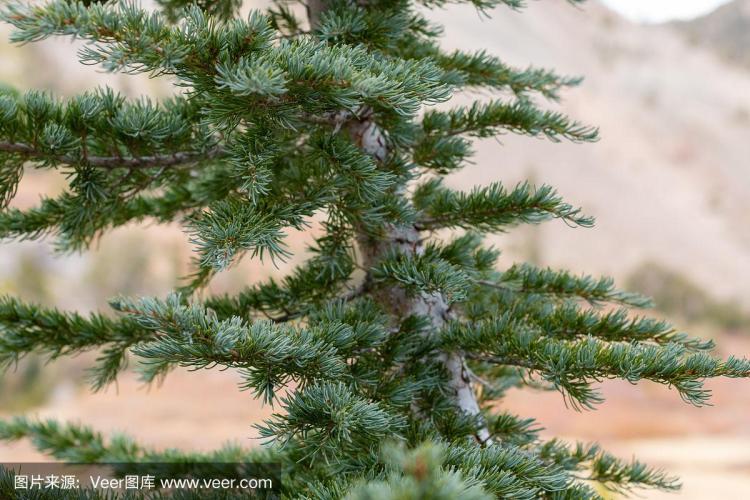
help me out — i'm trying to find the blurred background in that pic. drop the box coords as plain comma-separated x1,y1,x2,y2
1,0,750,497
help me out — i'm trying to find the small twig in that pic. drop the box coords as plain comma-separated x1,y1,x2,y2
464,363,494,390
476,279,509,290
0,141,226,170
266,282,369,323
339,282,368,302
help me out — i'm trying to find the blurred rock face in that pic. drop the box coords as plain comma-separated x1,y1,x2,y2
675,0,750,69
428,0,750,307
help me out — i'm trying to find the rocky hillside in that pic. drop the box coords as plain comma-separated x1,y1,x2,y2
429,0,750,307
675,0,750,69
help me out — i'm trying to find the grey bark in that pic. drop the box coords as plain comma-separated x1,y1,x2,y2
308,2,491,445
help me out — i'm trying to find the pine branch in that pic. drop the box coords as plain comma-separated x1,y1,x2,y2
0,142,224,170
348,442,493,500
0,296,152,389
0,88,219,169
539,439,681,494
487,263,652,308
0,140,225,169
257,381,405,460
483,411,541,446
0,188,197,251
416,0,585,12
417,0,525,12
463,271,712,351
1,2,451,121
450,318,750,409
112,294,349,402
445,443,572,498
0,153,23,209
157,0,242,22
420,100,598,142
414,178,594,231
437,50,582,100
204,231,357,321
399,42,582,100
426,232,500,275
523,304,713,351
186,198,313,271
0,416,275,464
371,250,472,303
0,416,144,463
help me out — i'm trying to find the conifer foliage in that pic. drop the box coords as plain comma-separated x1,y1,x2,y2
0,0,747,497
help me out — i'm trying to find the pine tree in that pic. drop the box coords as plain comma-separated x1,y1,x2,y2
0,0,748,498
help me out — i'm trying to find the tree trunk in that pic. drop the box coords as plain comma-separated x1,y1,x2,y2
308,2,491,445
